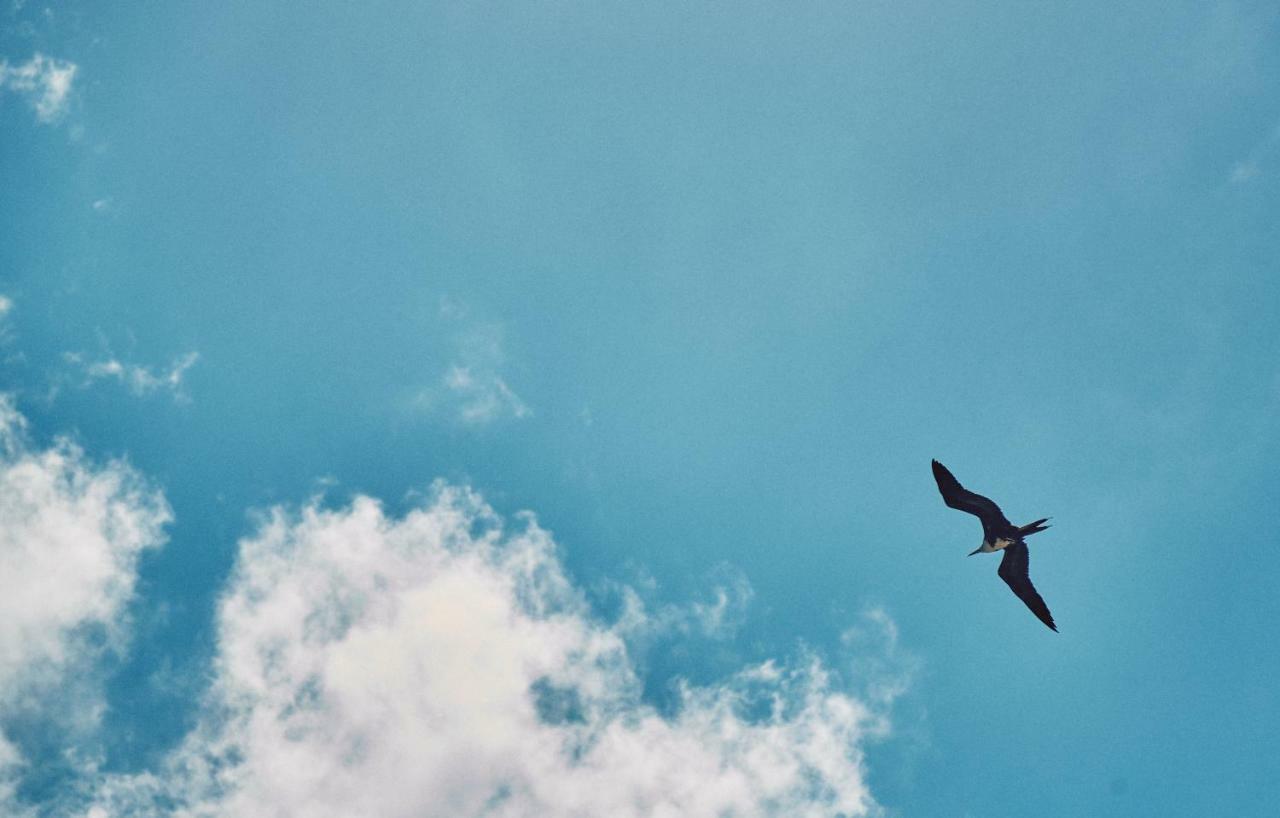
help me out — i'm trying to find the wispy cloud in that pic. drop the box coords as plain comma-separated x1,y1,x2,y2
439,361,531,425
0,296,12,347
64,350,200,402
841,607,920,710
87,485,906,817
611,564,756,642
0,53,77,122
416,304,531,426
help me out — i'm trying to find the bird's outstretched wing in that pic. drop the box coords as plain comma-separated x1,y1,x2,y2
997,542,1057,632
931,459,1013,538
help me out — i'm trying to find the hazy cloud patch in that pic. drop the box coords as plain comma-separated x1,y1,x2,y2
0,296,13,351
438,362,531,425
415,306,530,426
1229,121,1280,185
0,53,77,122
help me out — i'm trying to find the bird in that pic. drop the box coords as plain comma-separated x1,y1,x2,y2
931,459,1057,631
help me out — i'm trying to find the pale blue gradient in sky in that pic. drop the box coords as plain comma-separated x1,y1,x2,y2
4,2,1280,815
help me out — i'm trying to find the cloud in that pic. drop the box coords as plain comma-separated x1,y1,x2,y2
609,564,756,643
90,485,904,818
1228,121,1280,185
841,608,919,709
439,363,531,425
416,315,530,426
1229,161,1259,184
0,390,906,816
0,396,170,810
65,351,200,402
0,295,13,351
0,53,77,123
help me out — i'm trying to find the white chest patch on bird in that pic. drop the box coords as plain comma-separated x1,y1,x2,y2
980,537,1015,553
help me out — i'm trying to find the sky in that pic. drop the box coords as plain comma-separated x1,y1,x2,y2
2,1,1279,816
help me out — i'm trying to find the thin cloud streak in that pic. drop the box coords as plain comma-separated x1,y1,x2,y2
64,350,200,402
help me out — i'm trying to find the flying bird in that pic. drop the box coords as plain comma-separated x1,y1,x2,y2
931,459,1057,631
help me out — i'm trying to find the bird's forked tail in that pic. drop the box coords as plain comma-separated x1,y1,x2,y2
1018,517,1051,537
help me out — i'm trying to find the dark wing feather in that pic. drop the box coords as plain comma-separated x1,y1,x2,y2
997,542,1057,631
931,460,1013,538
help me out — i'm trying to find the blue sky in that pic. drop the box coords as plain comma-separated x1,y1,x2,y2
3,2,1279,815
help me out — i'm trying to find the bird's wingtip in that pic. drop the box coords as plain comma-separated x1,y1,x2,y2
931,459,954,482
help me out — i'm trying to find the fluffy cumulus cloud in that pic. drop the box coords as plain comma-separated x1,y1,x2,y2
0,54,77,122
0,397,169,810
91,486,903,818
0,397,905,816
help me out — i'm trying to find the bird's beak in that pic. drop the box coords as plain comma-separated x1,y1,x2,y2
967,547,982,556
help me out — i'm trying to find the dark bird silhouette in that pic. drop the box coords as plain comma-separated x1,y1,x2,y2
931,459,1057,631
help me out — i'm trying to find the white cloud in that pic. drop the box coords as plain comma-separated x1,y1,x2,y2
0,396,170,809
90,485,904,818
0,53,77,123
0,390,906,816
65,350,200,402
